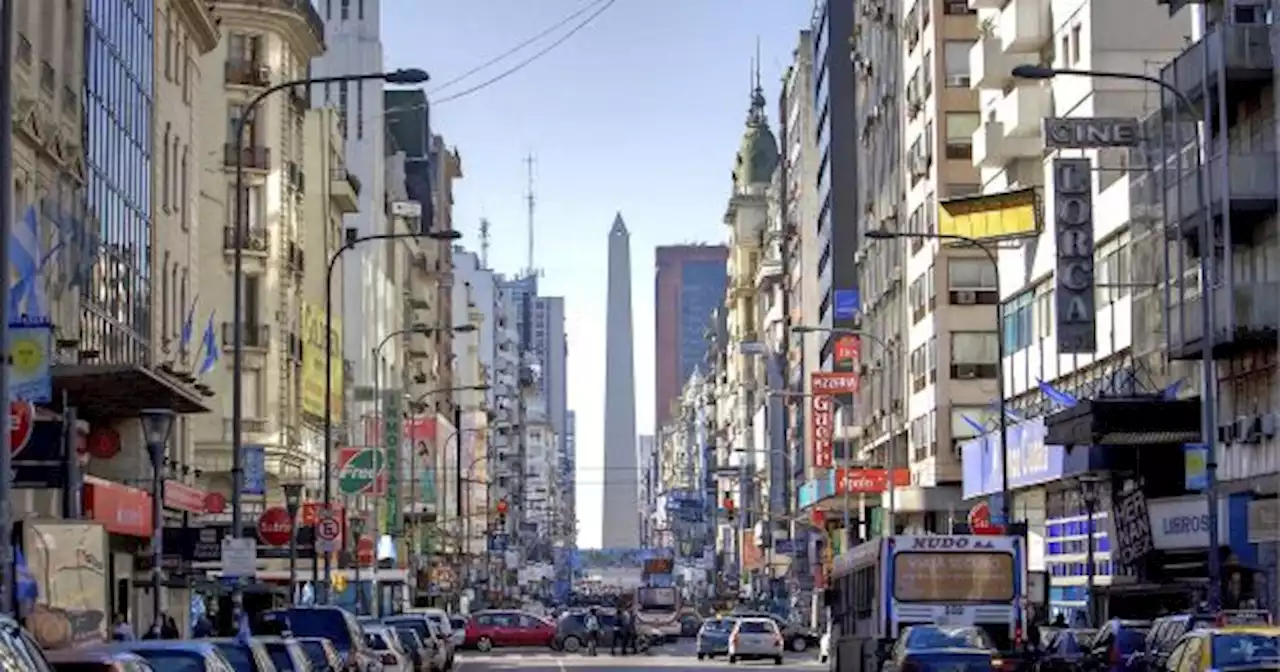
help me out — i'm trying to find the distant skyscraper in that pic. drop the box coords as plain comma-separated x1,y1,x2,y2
602,213,639,548
654,245,729,433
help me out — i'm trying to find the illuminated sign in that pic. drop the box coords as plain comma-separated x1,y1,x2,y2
938,188,1040,241
1052,158,1097,353
893,552,1015,602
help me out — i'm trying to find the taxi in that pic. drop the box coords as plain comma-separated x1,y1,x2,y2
1164,625,1280,672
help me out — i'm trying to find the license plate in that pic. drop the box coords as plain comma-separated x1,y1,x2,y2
944,606,965,615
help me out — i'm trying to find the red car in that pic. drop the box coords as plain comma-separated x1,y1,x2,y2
464,610,555,651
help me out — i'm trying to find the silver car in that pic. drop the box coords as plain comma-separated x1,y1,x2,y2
728,617,784,665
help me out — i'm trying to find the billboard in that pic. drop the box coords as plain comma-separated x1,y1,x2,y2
404,415,438,510
1052,158,1097,353
23,522,108,649
300,301,343,420
938,187,1040,241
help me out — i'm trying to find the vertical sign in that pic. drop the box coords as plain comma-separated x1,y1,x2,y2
383,391,403,534
811,394,834,468
1053,158,1097,353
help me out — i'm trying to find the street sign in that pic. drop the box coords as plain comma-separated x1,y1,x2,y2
220,537,257,578
315,511,341,553
257,507,293,546
1042,117,1141,149
9,401,33,456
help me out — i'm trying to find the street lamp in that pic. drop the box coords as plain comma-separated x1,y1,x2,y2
350,515,368,614
1078,474,1105,626
140,408,176,635
1011,62,1222,610
229,67,430,618
863,229,1015,528
282,481,304,604
319,228,461,602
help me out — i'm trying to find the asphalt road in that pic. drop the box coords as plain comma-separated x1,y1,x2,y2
455,639,825,672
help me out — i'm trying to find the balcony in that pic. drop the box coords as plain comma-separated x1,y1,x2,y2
1167,282,1280,360
997,81,1050,138
223,143,271,172
1160,25,1271,122
998,0,1050,54
285,241,305,275
1164,152,1278,254
224,59,269,88
330,167,360,212
972,119,1042,167
970,35,1014,91
212,0,325,52
287,83,310,114
222,226,269,256
221,322,271,350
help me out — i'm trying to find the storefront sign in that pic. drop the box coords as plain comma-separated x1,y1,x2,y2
82,477,152,537
836,467,909,495
834,336,860,370
961,417,1066,499
811,394,834,468
1042,117,1141,149
796,471,837,509
1052,158,1097,353
1111,487,1153,566
1248,499,1278,543
1148,495,1228,550
812,371,859,395
163,480,207,514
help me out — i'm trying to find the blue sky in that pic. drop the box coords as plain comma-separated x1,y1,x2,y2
383,0,813,548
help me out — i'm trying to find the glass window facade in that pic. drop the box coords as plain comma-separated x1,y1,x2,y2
678,260,727,385
84,0,154,362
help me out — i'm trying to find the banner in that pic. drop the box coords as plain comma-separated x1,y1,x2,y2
383,391,403,534
300,301,343,420
404,415,438,512
811,393,834,469
812,371,859,395
834,335,860,371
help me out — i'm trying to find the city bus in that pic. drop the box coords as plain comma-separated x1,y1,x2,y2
829,535,1026,651
634,586,682,641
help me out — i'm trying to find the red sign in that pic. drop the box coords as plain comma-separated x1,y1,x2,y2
812,371,860,395
9,401,32,456
811,394,834,468
83,476,152,537
496,499,508,514
300,502,347,549
257,507,294,546
834,336,861,368
163,481,206,514
85,427,121,459
836,468,910,495
356,536,375,567
968,501,1004,535
205,492,227,514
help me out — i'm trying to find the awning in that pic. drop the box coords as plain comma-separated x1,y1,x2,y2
1045,397,1202,446
53,363,212,416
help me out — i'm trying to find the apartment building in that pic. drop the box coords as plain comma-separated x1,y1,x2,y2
192,0,326,499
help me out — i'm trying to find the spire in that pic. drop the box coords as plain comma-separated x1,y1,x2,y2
747,37,767,127
732,43,779,189
610,212,628,236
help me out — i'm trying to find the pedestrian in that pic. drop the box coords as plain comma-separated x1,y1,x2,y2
193,615,214,638
622,607,637,654
111,614,135,641
584,608,601,656
162,615,180,639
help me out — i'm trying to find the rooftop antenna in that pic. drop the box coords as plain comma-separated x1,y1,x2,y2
524,153,537,276
479,217,491,269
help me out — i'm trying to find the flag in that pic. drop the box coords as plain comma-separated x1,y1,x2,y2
198,312,218,376
985,398,1023,422
1037,378,1079,408
961,414,989,435
14,546,36,606
1161,379,1185,400
8,206,57,320
179,295,198,357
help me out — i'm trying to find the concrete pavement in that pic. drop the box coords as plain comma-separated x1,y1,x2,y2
454,640,825,672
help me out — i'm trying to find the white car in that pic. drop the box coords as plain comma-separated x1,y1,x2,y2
728,617,784,665
386,611,455,670
365,625,412,672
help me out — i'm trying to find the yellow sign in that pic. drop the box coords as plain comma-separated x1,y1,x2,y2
332,572,347,593
301,301,343,421
938,187,1041,241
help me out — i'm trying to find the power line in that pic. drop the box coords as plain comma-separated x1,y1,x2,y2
427,0,613,95
433,0,620,106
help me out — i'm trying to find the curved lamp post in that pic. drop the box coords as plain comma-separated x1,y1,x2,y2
140,408,176,635
282,481,304,604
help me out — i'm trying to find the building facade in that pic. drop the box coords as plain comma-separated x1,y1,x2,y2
654,245,729,434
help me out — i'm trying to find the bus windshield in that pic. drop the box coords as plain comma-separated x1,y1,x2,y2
636,587,677,611
892,552,1015,603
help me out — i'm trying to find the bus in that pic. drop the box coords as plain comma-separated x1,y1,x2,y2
634,586,682,641
829,535,1026,651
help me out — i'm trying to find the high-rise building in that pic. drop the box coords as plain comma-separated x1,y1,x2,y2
637,433,657,546
602,213,639,548
654,245,728,433
497,274,568,468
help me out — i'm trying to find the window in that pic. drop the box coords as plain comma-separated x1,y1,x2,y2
341,0,350,20
1033,286,1054,339
951,406,996,439
944,0,975,14
947,258,1000,305
244,275,261,326
926,336,937,382
164,13,173,80
1002,291,1034,352
356,83,364,139
945,112,980,160
1096,235,1131,303
951,332,998,379
910,344,928,392
338,82,349,138
180,147,190,230
228,33,261,64
1071,24,1082,64
944,40,974,87
228,104,257,145
161,124,171,211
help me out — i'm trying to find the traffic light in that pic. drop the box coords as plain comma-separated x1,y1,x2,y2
496,498,508,528
722,491,735,523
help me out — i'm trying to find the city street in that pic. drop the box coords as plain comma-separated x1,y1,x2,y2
455,641,825,672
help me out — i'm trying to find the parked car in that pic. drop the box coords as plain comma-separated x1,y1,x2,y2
263,607,377,672
727,617,784,665
447,618,466,649
258,638,313,672
363,625,411,672
393,625,440,672
553,610,617,653
208,638,277,672
295,638,341,672
464,611,556,651
733,610,818,652
384,613,454,670
1082,619,1150,672
696,617,736,660
1039,629,1095,672
101,641,235,672
46,649,153,672
881,625,1002,672
1160,626,1280,672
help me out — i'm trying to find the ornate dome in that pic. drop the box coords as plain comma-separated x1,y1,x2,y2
733,85,779,189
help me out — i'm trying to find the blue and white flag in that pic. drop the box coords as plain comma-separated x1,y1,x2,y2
8,206,56,321
179,295,198,358
961,414,989,435
986,398,1023,422
198,312,218,376
1037,378,1079,408
1161,379,1185,400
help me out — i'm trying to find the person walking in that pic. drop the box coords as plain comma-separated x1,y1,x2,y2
111,614,135,641
162,615,180,639
584,608,601,656
621,607,637,655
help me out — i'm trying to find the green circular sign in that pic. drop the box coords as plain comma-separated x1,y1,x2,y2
338,448,384,495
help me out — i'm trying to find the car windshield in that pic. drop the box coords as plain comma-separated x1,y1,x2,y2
386,619,430,642
270,610,356,652
704,620,729,632
131,651,209,672
212,644,258,672
739,621,773,634
1213,634,1280,667
906,628,974,649
396,629,422,649
264,645,296,672
365,633,390,651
